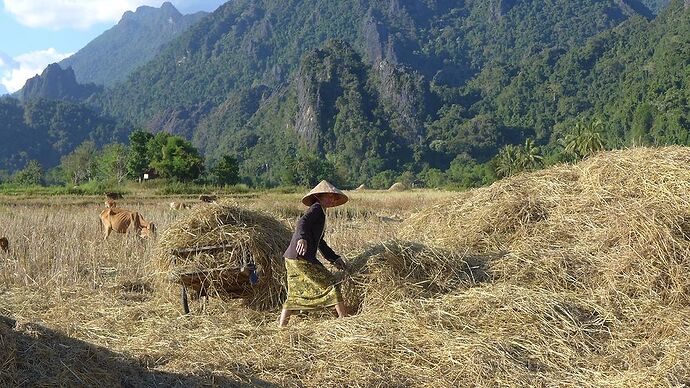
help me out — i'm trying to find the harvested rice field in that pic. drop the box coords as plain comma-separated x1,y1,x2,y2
1,147,690,387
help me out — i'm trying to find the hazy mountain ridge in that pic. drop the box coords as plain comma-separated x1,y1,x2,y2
58,2,207,86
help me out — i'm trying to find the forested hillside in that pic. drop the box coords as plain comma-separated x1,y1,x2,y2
4,0,689,188
92,0,660,186
487,0,690,147
59,2,207,86
0,97,125,173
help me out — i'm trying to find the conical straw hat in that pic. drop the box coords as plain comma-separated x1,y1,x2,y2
301,180,349,207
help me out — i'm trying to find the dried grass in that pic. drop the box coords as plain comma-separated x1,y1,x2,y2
400,147,690,300
2,147,690,386
155,200,292,309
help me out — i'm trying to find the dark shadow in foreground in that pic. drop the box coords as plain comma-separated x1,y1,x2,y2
0,315,277,388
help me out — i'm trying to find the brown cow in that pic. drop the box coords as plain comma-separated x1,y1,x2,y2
0,237,8,253
99,208,156,240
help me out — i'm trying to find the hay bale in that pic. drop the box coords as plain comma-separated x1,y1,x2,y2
387,182,406,191
337,239,488,313
155,200,292,308
400,146,690,301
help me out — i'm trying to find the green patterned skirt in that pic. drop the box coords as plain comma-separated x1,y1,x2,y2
283,258,342,310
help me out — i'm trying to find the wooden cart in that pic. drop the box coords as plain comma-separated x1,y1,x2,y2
171,244,258,314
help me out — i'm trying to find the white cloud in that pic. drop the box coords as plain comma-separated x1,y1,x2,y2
3,0,164,29
2,1,227,30
0,48,72,93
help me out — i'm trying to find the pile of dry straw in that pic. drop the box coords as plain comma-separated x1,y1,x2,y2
155,200,292,308
47,146,686,386
392,146,690,385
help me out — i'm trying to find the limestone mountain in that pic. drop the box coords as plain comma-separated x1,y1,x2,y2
6,0,688,188
93,0,654,185
59,2,207,86
19,64,101,102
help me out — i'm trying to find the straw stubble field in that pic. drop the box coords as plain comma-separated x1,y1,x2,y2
2,146,690,387
0,190,455,387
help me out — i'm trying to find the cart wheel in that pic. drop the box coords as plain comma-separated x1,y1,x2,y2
181,285,190,314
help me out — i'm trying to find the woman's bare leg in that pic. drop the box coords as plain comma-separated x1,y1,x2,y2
334,302,347,318
278,309,292,327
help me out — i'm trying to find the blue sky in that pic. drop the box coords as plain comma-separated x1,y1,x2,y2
0,0,227,94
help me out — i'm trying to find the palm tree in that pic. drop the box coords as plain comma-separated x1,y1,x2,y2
519,138,543,171
560,119,605,160
494,138,544,178
495,144,521,178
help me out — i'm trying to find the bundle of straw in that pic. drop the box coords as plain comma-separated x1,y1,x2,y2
400,146,690,304
337,239,489,313
155,200,292,308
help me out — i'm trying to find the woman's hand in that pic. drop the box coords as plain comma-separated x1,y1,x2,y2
296,239,307,256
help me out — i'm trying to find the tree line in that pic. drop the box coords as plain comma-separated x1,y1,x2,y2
0,130,239,189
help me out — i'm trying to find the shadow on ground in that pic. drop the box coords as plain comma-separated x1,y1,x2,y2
0,315,277,387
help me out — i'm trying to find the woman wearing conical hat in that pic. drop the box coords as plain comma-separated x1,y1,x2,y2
279,180,349,327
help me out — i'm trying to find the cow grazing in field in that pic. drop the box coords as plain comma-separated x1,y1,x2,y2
0,237,8,253
99,208,156,240
169,201,191,210
198,194,217,203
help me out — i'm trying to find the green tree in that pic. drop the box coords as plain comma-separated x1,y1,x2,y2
150,136,204,181
12,160,45,186
630,103,654,145
287,151,340,187
370,170,397,189
560,119,606,160
98,143,129,184
60,141,98,185
495,144,521,178
126,130,153,179
519,138,543,171
418,167,446,188
147,132,171,167
209,155,240,186
494,138,543,178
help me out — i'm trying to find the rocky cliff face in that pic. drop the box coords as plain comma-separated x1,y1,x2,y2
19,64,101,102
294,70,323,150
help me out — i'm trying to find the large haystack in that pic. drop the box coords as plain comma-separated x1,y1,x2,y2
399,147,690,300
387,182,406,191
0,318,17,386
156,200,292,308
